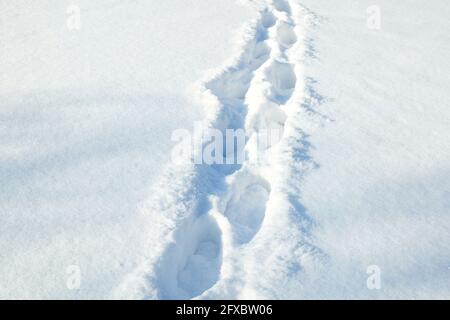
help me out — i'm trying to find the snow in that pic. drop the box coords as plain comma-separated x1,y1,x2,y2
1,0,449,299
295,0,450,299
0,0,252,299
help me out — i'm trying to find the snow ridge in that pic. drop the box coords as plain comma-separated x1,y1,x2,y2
114,0,325,300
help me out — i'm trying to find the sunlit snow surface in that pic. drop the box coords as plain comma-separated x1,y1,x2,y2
1,0,449,299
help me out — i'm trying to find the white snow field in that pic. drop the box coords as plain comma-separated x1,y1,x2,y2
0,0,253,299
1,0,449,299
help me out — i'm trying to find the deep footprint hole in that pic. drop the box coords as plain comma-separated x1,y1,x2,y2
261,11,276,28
225,179,271,245
266,61,297,103
273,0,292,14
277,22,297,47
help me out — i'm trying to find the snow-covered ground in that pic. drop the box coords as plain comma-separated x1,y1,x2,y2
0,0,252,299
1,0,449,299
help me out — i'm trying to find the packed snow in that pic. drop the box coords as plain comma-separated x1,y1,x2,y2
1,0,449,299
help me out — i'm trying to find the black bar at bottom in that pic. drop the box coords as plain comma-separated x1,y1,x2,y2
0,300,446,318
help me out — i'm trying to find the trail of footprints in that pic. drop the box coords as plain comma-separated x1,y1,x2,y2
159,0,300,299
220,0,297,248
